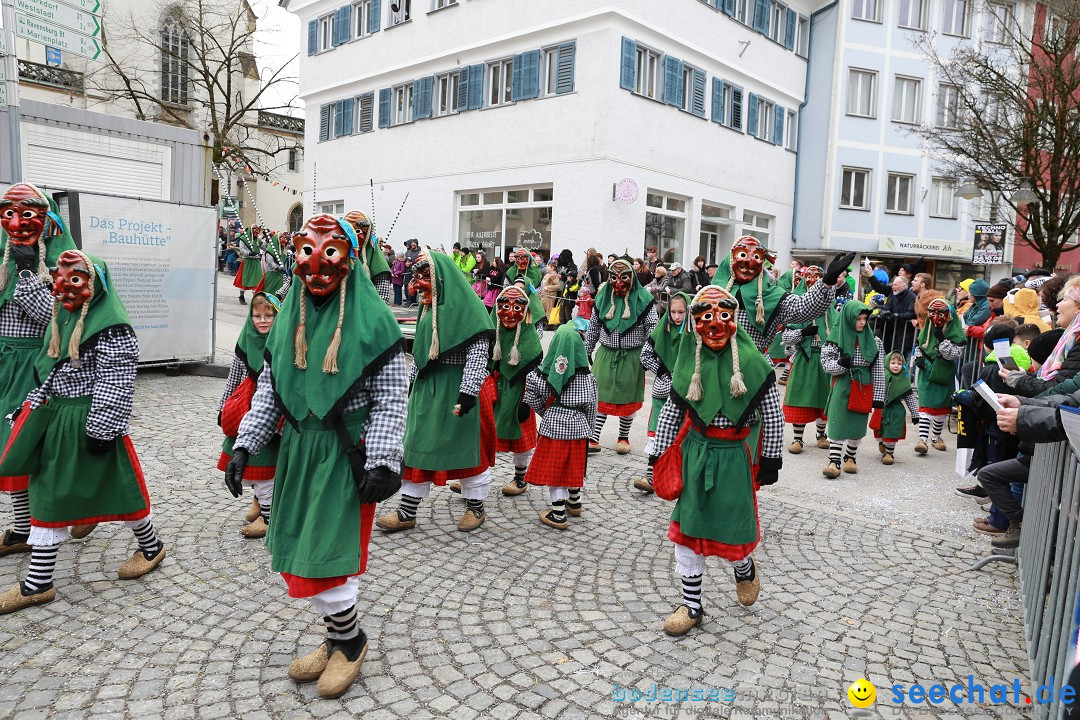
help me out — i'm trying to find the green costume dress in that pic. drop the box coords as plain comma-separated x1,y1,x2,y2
874,368,914,441
506,263,543,288
261,257,403,585
491,307,543,452
823,301,883,440
646,292,692,435
591,275,656,415
403,251,495,482
915,304,966,413
782,279,834,423
260,233,286,296
0,197,76,492
236,229,265,290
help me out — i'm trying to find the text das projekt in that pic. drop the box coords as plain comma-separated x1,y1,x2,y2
89,217,170,246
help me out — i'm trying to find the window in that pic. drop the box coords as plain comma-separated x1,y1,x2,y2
840,168,870,210
288,148,298,172
847,69,876,118
898,0,925,29
160,18,190,105
715,81,744,130
885,173,914,214
680,65,699,113
457,185,554,261
936,83,961,128
487,58,513,107
320,201,345,215
930,178,958,218
983,2,1014,43
318,14,333,51
981,91,1007,133
892,76,921,124
288,204,304,232
635,45,662,100
1046,13,1067,45
754,97,775,141
770,2,786,42
435,72,458,116
942,0,968,36
741,211,772,245
356,92,375,133
319,103,335,141
392,83,413,126
853,0,880,22
735,0,750,23
432,0,456,8
352,0,371,39
541,47,559,96
796,15,810,56
785,110,797,151
645,191,688,265
389,0,410,26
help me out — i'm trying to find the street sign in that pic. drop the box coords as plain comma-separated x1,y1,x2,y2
50,0,100,14
14,13,100,59
45,46,60,65
15,0,99,37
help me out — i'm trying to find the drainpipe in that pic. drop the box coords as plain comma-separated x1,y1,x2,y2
791,0,840,256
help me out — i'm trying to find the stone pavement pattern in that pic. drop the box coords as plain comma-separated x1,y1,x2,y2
0,367,1029,719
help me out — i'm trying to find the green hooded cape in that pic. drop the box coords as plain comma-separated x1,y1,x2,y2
537,323,590,395
412,251,494,373
592,277,655,335
778,268,795,292
491,308,543,385
36,254,132,380
0,195,77,314
885,364,913,405
918,302,967,361
710,255,787,334
265,264,403,423
363,232,391,281
825,301,879,365
649,291,693,372
235,292,281,377
671,326,773,429
506,263,542,288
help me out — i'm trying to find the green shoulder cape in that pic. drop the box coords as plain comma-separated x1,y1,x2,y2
235,292,280,377
593,278,655,335
412,251,494,373
538,323,590,395
0,195,77,313
649,291,693,372
671,326,773,429
885,368,913,405
363,232,391,281
710,255,787,334
826,300,879,365
506,264,542,288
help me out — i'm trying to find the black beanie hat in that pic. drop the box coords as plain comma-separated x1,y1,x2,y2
1029,328,1065,365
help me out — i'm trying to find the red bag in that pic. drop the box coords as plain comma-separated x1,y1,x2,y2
221,376,256,438
847,380,874,414
653,420,692,501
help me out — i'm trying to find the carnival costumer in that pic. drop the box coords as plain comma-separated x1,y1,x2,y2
650,286,783,636
0,251,167,613
342,211,393,306
379,250,497,533
780,266,833,454
913,298,965,453
217,291,283,538
869,352,921,465
586,257,659,454
524,323,598,529
506,247,543,288
259,231,291,298
226,214,407,699
234,225,266,304
0,184,78,558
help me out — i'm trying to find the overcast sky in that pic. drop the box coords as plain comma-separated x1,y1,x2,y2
251,0,303,114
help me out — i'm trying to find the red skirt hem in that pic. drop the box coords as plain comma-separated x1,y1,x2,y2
918,407,952,416
525,437,586,488
405,376,496,485
495,413,537,453
217,453,276,481
598,401,642,417
668,521,759,562
280,503,375,598
783,406,825,424
0,475,29,492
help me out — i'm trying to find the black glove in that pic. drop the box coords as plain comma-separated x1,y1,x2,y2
517,402,531,422
801,325,818,338
224,447,249,498
822,251,857,286
9,405,23,427
872,400,884,409
356,465,402,505
216,410,222,428
10,245,36,273
838,353,852,368
456,392,476,417
915,357,926,370
757,467,779,486
933,326,945,341
879,309,894,321
86,434,113,456
911,415,920,425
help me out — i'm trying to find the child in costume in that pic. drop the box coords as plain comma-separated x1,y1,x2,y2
524,323,597,528
379,250,496,533
635,291,691,494
227,214,407,699
0,251,166,614
780,265,832,454
217,291,282,538
586,258,658,454
650,286,783,636
869,352,920,465
343,211,393,306
819,301,885,478
234,225,266,304
0,184,77,558
913,297,965,453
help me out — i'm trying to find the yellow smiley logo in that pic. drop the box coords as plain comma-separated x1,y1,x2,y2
848,678,876,708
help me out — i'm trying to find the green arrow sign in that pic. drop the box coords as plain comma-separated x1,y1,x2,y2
14,13,100,59
58,0,100,14
15,0,100,37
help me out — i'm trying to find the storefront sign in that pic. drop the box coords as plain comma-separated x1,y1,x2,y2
877,235,971,259
973,223,1007,265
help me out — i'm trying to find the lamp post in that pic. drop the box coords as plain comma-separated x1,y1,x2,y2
1010,178,1039,205
954,177,982,201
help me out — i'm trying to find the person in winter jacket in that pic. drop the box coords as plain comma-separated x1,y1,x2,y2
667,263,695,294
876,276,917,355
1001,277,1080,397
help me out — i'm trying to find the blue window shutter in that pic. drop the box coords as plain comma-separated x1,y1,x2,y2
711,77,723,123
747,92,759,135
754,0,770,33
378,88,391,128
731,86,743,130
773,104,785,144
308,20,318,55
512,49,540,101
619,37,637,91
554,43,574,94
455,67,469,111
785,9,797,49
369,0,381,33
468,64,484,110
663,56,684,107
334,99,344,136
358,93,374,132
333,5,352,46
343,98,355,135
414,77,434,119
511,53,524,101
691,69,707,117
319,104,330,140
723,0,735,14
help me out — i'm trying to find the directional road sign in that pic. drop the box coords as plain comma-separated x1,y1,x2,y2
14,13,100,60
15,0,100,37
51,0,100,14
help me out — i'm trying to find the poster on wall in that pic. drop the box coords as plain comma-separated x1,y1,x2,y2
72,191,217,364
973,223,1008,265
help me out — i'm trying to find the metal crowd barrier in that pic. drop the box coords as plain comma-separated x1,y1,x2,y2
1017,441,1080,719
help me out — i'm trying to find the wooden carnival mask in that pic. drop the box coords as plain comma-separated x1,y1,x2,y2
730,236,776,285
293,214,352,297
52,250,93,312
691,286,739,353
496,286,529,329
0,184,49,247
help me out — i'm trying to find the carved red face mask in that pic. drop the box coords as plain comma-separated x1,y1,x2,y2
344,210,371,247
52,251,93,312
610,262,634,297
1,184,49,247
409,260,433,305
692,287,739,352
293,214,352,296
515,250,530,271
928,302,950,329
496,288,528,329
730,237,776,285
802,266,823,288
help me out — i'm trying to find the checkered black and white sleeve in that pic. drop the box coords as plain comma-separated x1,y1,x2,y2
651,373,672,399
219,356,248,412
640,338,661,374
535,322,544,341
86,327,140,440
524,369,546,418
938,338,964,361
820,342,845,376
577,373,598,434
459,336,490,397
781,327,803,353
642,305,659,338
235,361,282,456
275,271,293,300
757,384,784,460
374,275,393,306
871,337,886,405
780,279,834,326
585,311,600,355
651,397,684,459
357,349,408,473
11,276,54,328
903,391,919,420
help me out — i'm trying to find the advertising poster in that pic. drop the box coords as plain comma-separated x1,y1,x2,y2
973,223,1007,265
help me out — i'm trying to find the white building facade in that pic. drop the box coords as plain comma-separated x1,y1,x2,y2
287,0,821,266
794,0,1029,287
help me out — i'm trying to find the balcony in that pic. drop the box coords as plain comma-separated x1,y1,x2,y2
258,110,303,136
18,60,84,93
